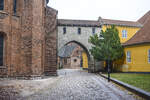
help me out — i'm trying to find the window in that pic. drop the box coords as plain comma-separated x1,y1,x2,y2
78,28,81,34
64,58,67,64
74,59,77,62
99,34,104,39
46,0,49,4
122,30,127,38
148,50,150,63
63,27,66,34
0,34,4,66
126,51,131,63
0,0,4,10
92,28,95,35
13,0,17,13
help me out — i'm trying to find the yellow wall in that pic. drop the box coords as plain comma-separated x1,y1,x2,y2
82,52,88,69
114,44,150,72
102,25,140,43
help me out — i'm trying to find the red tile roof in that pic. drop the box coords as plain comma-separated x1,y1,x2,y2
123,16,150,46
58,19,101,27
138,10,150,25
99,18,142,27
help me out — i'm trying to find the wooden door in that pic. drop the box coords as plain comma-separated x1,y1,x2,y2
82,52,88,69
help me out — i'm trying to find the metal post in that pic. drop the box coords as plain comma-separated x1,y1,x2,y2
107,60,110,82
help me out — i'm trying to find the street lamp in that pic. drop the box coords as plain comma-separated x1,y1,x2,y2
107,60,110,82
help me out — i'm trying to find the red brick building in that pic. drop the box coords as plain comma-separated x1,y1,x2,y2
0,0,57,77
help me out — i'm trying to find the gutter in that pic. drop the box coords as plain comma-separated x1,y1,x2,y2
122,42,150,47
99,73,150,99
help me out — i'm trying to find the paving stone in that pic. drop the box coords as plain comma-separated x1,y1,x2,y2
25,69,137,100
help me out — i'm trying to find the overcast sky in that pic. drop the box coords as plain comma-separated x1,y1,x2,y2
48,0,150,21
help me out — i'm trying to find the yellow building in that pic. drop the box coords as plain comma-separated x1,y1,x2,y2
100,10,150,72
100,18,142,43
121,13,150,72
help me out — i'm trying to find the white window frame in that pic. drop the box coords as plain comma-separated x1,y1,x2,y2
126,51,131,63
148,49,150,63
122,30,127,38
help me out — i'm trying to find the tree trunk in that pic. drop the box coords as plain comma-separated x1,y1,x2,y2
105,60,113,72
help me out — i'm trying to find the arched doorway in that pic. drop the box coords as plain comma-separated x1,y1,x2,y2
58,41,90,69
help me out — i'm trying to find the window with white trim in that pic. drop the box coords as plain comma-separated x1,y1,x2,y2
126,51,131,63
122,30,127,38
148,49,150,63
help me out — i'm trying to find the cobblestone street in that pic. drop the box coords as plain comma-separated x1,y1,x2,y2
24,69,138,100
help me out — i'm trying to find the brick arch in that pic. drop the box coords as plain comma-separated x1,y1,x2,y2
65,40,90,60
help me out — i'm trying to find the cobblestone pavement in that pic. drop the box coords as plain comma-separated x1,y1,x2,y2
24,69,138,100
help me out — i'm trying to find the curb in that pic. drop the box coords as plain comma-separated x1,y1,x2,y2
99,73,150,99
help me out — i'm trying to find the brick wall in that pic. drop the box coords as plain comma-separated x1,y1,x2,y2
44,7,57,75
0,0,57,77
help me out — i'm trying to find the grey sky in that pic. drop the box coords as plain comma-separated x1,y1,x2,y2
48,0,150,21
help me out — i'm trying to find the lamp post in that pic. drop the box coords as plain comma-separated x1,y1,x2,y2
107,60,110,82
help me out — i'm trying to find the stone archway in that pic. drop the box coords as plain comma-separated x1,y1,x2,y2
65,41,90,60
65,41,90,69
58,40,90,69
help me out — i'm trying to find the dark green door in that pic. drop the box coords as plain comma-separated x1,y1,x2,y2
0,34,4,66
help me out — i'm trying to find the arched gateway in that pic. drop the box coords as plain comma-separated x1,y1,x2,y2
57,19,103,71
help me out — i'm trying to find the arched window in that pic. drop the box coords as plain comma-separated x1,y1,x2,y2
13,0,17,13
0,0,4,10
0,34,4,66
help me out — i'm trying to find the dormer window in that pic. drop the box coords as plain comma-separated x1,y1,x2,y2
122,30,127,38
0,0,4,10
13,0,17,14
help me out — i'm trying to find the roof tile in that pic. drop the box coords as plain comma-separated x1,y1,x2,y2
58,19,101,27
123,17,150,46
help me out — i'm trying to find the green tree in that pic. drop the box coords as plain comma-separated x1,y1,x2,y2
89,25,124,72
